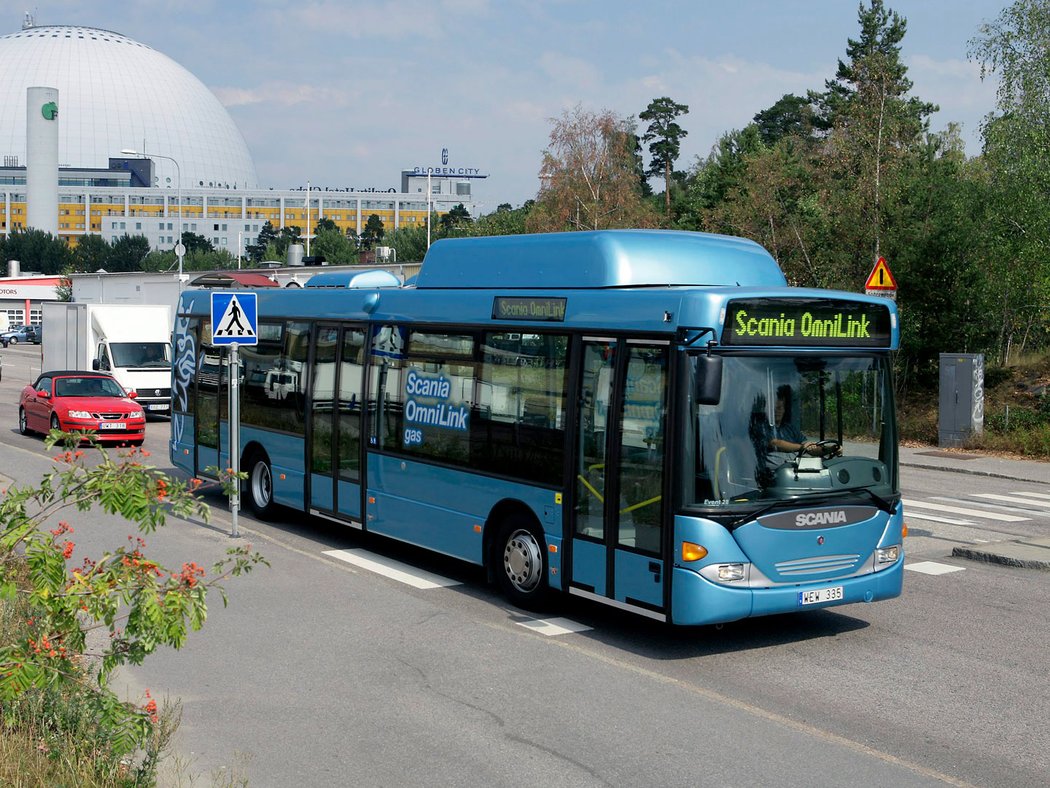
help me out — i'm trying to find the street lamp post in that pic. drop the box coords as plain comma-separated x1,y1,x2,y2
121,148,184,288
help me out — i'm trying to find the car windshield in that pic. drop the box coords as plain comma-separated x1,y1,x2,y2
54,377,127,398
683,353,898,515
110,342,171,368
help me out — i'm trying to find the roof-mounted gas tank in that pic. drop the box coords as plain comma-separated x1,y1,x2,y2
414,229,786,289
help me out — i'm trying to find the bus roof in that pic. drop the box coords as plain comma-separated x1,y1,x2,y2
415,230,788,290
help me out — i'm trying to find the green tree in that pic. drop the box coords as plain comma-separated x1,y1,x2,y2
385,225,428,263
640,97,689,216
311,226,358,264
0,229,71,275
107,234,152,273
314,217,338,234
528,105,659,233
70,234,110,273
246,220,278,262
179,231,214,254
438,204,472,237
361,215,385,249
753,93,826,146
814,0,937,283
969,0,1050,361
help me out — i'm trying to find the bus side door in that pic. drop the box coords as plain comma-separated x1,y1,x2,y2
571,338,669,618
307,324,366,523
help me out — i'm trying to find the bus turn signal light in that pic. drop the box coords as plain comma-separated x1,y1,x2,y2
682,542,708,562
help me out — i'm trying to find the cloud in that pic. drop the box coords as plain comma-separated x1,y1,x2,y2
214,82,354,108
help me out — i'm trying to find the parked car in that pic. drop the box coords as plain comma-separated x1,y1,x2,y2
18,370,145,446
28,324,41,344
1,325,37,347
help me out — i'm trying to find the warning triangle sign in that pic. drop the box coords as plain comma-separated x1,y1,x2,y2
865,257,898,290
213,294,256,339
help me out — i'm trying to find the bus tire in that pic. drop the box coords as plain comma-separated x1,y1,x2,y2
245,451,277,520
494,515,549,611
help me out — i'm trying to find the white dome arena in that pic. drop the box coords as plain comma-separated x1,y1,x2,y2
0,23,257,190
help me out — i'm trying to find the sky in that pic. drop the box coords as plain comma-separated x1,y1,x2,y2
2,0,1011,212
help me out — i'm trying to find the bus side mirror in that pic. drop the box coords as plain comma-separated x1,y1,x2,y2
695,355,723,405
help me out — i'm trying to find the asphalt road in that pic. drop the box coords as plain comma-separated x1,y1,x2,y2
1,342,1047,787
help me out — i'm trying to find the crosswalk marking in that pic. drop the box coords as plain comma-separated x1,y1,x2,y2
905,561,966,576
1010,491,1050,501
903,498,1030,522
515,617,592,637
903,510,976,526
973,493,1050,510
323,549,462,589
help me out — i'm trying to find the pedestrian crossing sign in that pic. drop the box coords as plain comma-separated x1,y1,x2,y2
211,292,258,346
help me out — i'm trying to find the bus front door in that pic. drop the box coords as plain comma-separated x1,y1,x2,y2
571,339,668,619
308,325,366,524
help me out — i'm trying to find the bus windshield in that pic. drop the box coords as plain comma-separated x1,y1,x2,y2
687,354,898,512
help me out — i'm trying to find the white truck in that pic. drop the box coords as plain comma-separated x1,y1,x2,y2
42,303,173,415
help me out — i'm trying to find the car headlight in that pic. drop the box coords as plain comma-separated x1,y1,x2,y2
128,411,144,419
67,410,92,419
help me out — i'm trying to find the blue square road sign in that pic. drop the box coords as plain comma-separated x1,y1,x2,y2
211,292,258,346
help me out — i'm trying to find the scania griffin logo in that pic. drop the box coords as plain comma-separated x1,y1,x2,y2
796,510,848,527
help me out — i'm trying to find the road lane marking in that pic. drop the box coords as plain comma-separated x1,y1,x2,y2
903,498,1030,522
902,510,975,525
323,548,462,589
516,617,592,637
905,561,965,575
1009,491,1050,500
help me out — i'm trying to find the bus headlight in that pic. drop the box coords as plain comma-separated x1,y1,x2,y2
717,563,746,582
875,545,900,565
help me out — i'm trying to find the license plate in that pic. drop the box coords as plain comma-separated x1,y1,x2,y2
99,422,126,430
147,404,169,411
798,586,844,606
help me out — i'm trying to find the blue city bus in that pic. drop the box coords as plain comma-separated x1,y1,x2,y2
170,230,904,625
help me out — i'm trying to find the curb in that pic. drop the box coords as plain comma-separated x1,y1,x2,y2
900,460,1050,485
951,543,1050,571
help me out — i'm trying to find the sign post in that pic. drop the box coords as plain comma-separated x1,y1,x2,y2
865,256,898,300
210,292,258,537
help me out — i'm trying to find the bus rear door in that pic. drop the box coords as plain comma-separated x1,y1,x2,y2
570,338,669,620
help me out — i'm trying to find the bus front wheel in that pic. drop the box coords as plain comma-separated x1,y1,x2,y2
245,451,277,520
495,516,549,611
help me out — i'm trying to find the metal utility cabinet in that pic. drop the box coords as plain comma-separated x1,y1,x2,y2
939,353,984,447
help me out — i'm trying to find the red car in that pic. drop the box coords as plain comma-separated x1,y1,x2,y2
19,371,146,446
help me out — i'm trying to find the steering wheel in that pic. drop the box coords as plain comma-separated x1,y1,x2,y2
797,439,841,461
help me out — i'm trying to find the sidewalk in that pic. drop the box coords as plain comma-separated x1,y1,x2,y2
899,446,1050,571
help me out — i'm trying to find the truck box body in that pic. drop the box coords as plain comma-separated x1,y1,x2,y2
42,303,172,414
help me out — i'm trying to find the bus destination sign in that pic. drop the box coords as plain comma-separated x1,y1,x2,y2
722,298,892,348
492,296,567,322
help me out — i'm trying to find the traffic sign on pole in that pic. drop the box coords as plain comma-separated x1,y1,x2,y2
865,256,898,299
209,291,258,538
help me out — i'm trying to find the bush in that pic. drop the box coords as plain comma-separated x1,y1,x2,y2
0,433,266,781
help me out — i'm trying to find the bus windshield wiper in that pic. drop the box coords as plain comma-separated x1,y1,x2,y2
729,487,897,528
789,487,898,516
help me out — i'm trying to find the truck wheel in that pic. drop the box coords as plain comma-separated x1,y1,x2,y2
245,451,277,519
494,515,550,611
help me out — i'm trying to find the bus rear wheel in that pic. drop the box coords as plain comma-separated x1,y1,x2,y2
495,516,549,611
245,451,277,520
